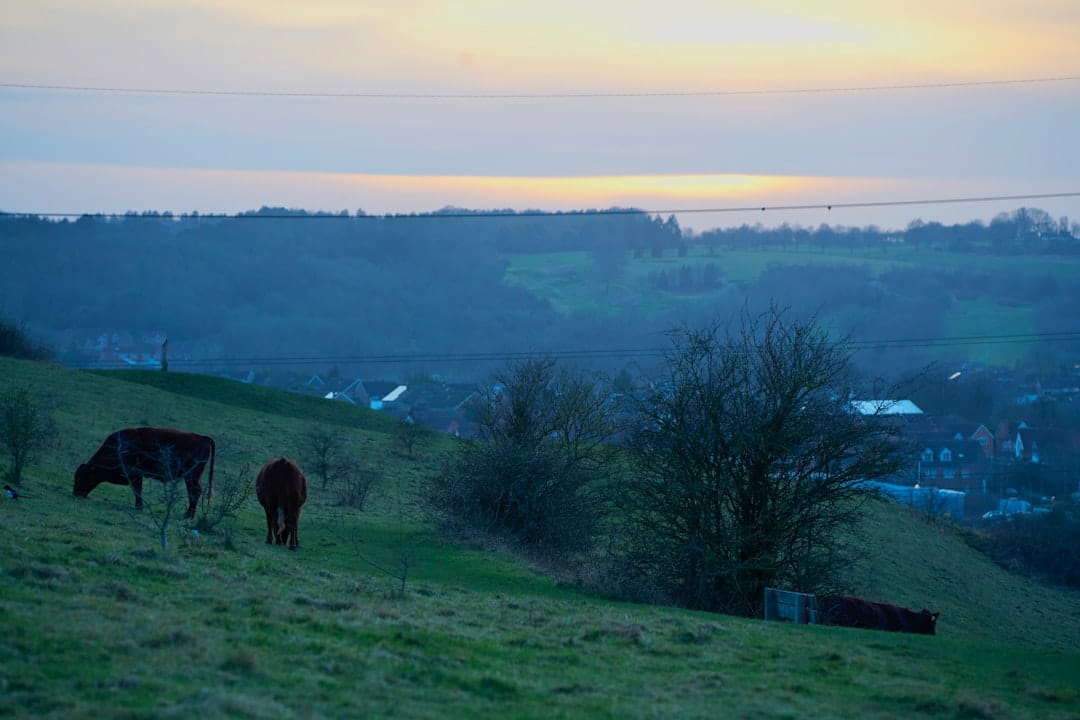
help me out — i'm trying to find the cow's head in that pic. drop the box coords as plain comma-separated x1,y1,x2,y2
72,463,102,497
920,609,940,635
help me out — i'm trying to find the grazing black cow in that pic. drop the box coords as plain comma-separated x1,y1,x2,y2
73,427,216,520
820,595,939,635
255,457,308,550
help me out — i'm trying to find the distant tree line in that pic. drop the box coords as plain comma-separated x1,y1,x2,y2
0,208,683,368
2,205,1078,383
697,208,1079,256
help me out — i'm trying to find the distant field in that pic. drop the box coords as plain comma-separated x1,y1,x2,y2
2,357,1079,718
502,245,1072,364
942,301,1037,366
692,245,1080,281
504,245,1080,298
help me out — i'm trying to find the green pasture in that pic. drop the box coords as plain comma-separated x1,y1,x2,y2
503,245,1079,302
500,245,1073,366
942,301,1037,366
687,244,1080,281
2,357,1079,718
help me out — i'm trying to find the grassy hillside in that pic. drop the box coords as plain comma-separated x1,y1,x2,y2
2,357,1079,718
501,245,1074,365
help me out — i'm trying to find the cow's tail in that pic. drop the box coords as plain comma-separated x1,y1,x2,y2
206,436,216,505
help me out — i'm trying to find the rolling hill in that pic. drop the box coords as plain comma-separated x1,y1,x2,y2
1,356,1078,718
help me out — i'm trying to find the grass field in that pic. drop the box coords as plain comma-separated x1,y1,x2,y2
2,357,1080,718
501,245,1072,365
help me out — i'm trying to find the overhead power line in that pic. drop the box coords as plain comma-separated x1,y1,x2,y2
69,331,1080,369
5,191,1080,222
2,75,1079,100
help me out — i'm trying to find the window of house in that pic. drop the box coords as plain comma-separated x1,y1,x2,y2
943,469,954,480
978,436,987,446
940,448,952,462
921,448,933,462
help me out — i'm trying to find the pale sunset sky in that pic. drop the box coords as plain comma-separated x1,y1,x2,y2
1,0,1078,230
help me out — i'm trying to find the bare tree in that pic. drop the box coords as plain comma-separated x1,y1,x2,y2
195,462,254,538
335,460,380,510
120,441,188,551
619,306,905,617
299,424,379,510
429,356,620,552
395,416,429,458
0,387,56,486
300,426,350,490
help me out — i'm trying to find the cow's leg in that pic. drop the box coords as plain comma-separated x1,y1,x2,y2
185,479,201,520
263,506,276,544
275,506,286,545
287,507,300,550
132,476,144,510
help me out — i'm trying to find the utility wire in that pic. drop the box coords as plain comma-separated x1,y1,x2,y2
69,331,1080,369
5,191,1080,222
3,75,1079,99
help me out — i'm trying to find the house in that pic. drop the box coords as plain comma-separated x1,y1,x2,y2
850,399,924,417
318,377,372,406
932,422,997,459
365,380,483,435
968,423,996,459
1013,426,1077,465
995,420,1024,457
915,438,992,493
376,385,409,415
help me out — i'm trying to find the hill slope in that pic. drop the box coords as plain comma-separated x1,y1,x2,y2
1,357,1078,718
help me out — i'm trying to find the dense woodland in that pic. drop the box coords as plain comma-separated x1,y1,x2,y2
1,205,1079,385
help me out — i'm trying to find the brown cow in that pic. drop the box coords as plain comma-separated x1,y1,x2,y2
820,595,939,635
73,427,216,520
255,457,308,550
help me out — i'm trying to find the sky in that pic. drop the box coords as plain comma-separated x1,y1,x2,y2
2,0,1079,231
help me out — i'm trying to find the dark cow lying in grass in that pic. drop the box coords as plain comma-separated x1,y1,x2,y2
74,427,216,519
256,457,308,550
820,595,939,635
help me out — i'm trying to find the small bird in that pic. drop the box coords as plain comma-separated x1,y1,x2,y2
4,485,26,500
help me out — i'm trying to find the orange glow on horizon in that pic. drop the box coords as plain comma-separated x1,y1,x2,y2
0,162,923,215
345,172,836,205
0,165,894,213
4,161,1072,231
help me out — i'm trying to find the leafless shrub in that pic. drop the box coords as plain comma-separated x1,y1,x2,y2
300,426,351,490
124,447,188,552
395,416,430,458
428,356,620,553
119,439,204,551
0,386,57,486
335,461,381,510
195,463,254,535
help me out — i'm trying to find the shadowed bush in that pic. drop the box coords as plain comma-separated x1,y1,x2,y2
0,318,52,361
978,503,1080,589
428,357,618,554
